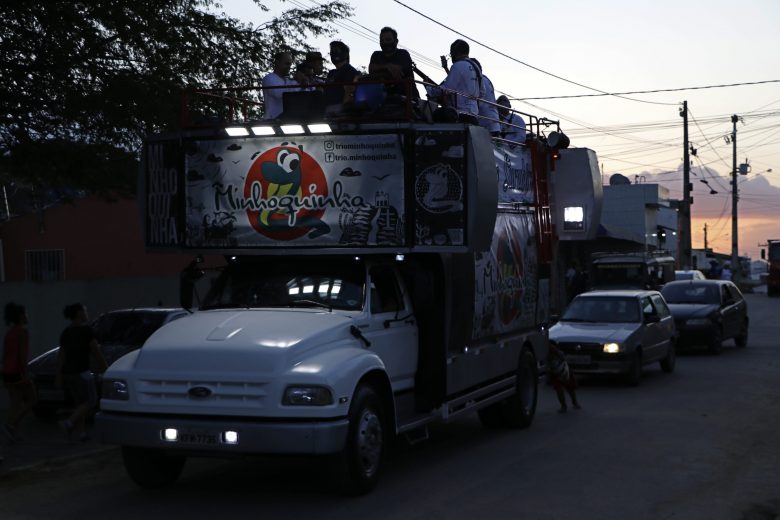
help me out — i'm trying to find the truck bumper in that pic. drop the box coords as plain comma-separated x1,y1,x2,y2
95,411,349,455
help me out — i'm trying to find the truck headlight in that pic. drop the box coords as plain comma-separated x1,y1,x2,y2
102,378,130,401
686,318,711,326
603,342,621,353
282,386,333,406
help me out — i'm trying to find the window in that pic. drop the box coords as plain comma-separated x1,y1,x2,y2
25,249,64,281
650,295,670,318
726,284,743,302
369,266,402,314
641,297,655,315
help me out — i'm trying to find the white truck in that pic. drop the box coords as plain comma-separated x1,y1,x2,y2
96,101,600,493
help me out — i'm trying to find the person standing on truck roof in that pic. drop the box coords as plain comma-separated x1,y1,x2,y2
262,51,298,119
2,302,36,444
425,39,482,124
56,303,108,442
324,40,360,110
470,58,500,136
497,95,527,143
305,50,326,82
293,60,316,90
368,26,418,99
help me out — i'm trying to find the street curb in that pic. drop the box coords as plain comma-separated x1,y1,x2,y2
0,445,118,482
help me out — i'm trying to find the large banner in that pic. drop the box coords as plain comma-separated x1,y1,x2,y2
183,134,406,248
472,212,539,338
494,143,535,204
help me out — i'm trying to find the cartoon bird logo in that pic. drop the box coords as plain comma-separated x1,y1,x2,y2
245,143,330,240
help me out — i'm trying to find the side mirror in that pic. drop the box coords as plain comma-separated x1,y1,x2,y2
645,314,661,324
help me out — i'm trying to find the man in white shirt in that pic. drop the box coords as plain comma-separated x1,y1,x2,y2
262,51,298,119
425,39,482,124
471,58,500,135
497,95,527,144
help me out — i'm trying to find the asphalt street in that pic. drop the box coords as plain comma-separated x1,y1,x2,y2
2,293,779,520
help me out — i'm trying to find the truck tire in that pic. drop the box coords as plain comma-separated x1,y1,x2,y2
478,349,538,429
500,349,538,429
122,447,186,489
335,384,386,495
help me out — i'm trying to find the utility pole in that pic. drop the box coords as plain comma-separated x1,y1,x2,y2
731,114,739,283
680,101,692,269
703,223,708,250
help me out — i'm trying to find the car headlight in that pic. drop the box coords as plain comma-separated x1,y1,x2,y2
102,378,130,401
686,318,711,326
603,342,622,353
282,386,333,406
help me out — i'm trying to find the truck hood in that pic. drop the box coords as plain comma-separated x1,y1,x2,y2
134,309,355,373
549,321,640,344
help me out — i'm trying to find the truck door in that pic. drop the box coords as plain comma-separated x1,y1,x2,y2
364,265,419,393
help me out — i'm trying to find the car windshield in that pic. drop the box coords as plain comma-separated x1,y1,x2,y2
202,257,365,311
661,283,720,304
92,312,167,346
561,296,640,323
593,263,644,288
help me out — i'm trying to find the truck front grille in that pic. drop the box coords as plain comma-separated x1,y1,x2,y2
137,379,269,407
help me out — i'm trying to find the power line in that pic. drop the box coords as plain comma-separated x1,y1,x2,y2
390,0,677,106
509,79,780,101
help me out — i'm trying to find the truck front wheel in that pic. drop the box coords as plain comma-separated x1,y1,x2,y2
122,446,186,489
335,384,386,495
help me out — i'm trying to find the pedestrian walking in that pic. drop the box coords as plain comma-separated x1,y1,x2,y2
548,343,580,413
2,302,36,443
56,303,107,442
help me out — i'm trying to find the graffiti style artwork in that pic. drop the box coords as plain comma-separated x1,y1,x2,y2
182,135,406,248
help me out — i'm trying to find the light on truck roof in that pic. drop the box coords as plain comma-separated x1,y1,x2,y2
251,126,276,136
280,124,305,135
307,123,331,134
225,127,249,137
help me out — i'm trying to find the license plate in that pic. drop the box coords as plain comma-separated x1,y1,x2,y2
178,431,219,445
566,355,591,365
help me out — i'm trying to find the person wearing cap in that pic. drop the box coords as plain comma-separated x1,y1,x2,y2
305,51,326,82
294,60,316,90
470,58,500,136
425,39,482,124
497,95,527,143
262,51,299,119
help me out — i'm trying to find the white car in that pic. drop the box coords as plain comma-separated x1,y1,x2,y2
675,270,706,281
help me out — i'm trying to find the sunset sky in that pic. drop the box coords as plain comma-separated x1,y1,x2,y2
222,0,780,258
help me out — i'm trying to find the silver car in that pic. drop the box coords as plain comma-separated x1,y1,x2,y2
549,290,677,386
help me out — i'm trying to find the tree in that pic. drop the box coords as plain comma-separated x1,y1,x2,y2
0,0,351,197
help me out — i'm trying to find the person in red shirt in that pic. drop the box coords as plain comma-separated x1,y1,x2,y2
2,302,36,442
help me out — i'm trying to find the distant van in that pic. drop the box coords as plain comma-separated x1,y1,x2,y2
591,251,676,290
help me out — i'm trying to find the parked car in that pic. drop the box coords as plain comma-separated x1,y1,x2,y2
675,270,706,281
661,280,748,354
29,308,188,418
549,290,677,386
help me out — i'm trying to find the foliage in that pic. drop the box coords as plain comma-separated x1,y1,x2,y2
0,0,351,196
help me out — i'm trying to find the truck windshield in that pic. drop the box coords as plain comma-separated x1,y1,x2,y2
201,257,365,311
593,263,644,288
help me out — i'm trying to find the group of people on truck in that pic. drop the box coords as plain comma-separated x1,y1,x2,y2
261,27,526,143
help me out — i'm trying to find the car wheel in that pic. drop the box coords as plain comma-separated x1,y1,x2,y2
708,327,724,355
626,349,642,386
334,384,385,495
660,341,676,373
122,447,186,489
735,320,748,348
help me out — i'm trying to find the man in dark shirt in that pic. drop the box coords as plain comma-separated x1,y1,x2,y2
325,40,360,110
368,27,418,98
